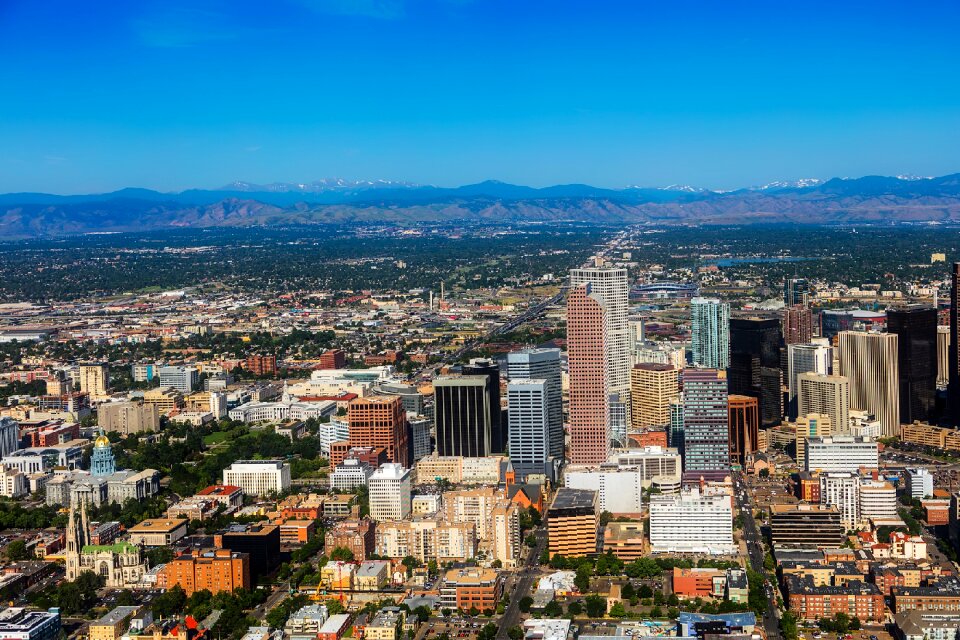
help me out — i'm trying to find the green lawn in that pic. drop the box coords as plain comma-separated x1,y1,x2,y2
204,431,231,445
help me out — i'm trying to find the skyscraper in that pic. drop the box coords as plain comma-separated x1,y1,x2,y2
570,267,631,415
462,358,506,454
838,331,899,437
787,343,833,417
782,304,814,345
629,363,680,430
507,348,563,459
797,373,850,436
784,278,810,307
567,284,610,464
682,369,730,473
938,325,950,389
951,262,960,422
691,298,730,369
79,363,110,397
727,395,758,467
669,399,684,450
507,379,553,481
887,305,938,424
434,376,497,457
727,317,782,428
347,395,410,466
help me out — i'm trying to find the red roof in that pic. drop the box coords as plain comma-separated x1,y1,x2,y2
198,484,242,496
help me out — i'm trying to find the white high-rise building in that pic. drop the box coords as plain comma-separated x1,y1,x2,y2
787,343,833,413
318,417,350,456
648,488,734,554
507,349,563,460
838,331,899,437
222,460,291,496
906,468,934,500
805,436,879,473
798,373,851,436
508,379,553,481
820,472,860,530
570,267,631,415
563,466,644,515
368,463,411,522
859,479,898,523
330,458,373,491
690,298,730,369
158,366,199,394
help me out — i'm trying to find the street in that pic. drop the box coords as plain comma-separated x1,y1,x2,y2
495,525,548,640
734,472,781,640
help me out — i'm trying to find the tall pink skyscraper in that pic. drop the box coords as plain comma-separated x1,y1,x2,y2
567,283,610,464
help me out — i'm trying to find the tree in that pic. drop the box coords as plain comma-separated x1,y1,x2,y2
649,606,663,619
620,582,635,600
608,603,627,618
543,600,563,617
508,628,524,640
413,606,432,623
550,554,567,569
637,584,653,598
567,601,583,616
584,595,606,618
519,597,534,613
330,547,355,562
525,534,538,548
5,540,30,561
759,468,770,478
153,585,187,619
780,611,799,640
574,565,592,592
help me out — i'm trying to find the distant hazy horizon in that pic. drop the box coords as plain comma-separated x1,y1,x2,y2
2,0,959,193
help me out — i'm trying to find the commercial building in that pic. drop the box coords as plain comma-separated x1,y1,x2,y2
602,521,645,561
860,479,898,523
566,283,611,465
407,415,432,462
0,608,61,640
769,504,845,548
570,267,631,419
907,468,935,500
546,488,598,557
728,316,782,428
507,348,563,461
127,518,188,547
563,466,644,515
375,519,477,563
439,568,504,612
819,472,860,530
141,388,185,414
682,369,730,473
507,379,554,481
795,414,832,469
330,459,373,491
785,278,811,306
161,549,250,595
888,305,938,425
805,436,878,473
783,305,814,345
893,610,960,640
89,606,141,640
785,575,885,622
222,460,291,496
244,354,277,377
369,463,411,521
648,488,735,554
214,523,281,582
365,608,405,640
672,567,726,598
728,395,759,467
346,395,409,466
787,344,833,417
158,366,199,394
630,363,680,429
691,298,730,369
461,358,506,454
939,325,951,389
434,376,500,458
838,331,899,437
324,518,376,561
97,401,159,435
797,373,850,435
79,363,110,397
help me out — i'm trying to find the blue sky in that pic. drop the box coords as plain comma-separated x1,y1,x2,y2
1,0,959,193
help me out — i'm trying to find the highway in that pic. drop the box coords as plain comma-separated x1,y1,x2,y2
734,472,781,640
495,525,548,640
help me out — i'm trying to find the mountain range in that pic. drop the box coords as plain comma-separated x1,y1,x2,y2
2,173,960,238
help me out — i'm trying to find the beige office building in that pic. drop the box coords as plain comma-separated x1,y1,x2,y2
938,325,950,388
797,373,850,436
142,388,185,414
629,363,679,429
838,331,899,437
795,413,832,468
98,401,159,435
79,363,110,397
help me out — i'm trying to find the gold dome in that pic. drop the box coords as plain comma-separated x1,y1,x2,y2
94,434,111,448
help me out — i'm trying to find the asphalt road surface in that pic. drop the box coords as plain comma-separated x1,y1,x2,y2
495,526,547,640
734,472,782,640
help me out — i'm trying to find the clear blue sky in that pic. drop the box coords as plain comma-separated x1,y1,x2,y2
1,0,959,193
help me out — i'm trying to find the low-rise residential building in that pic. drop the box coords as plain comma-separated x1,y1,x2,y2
785,575,885,622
